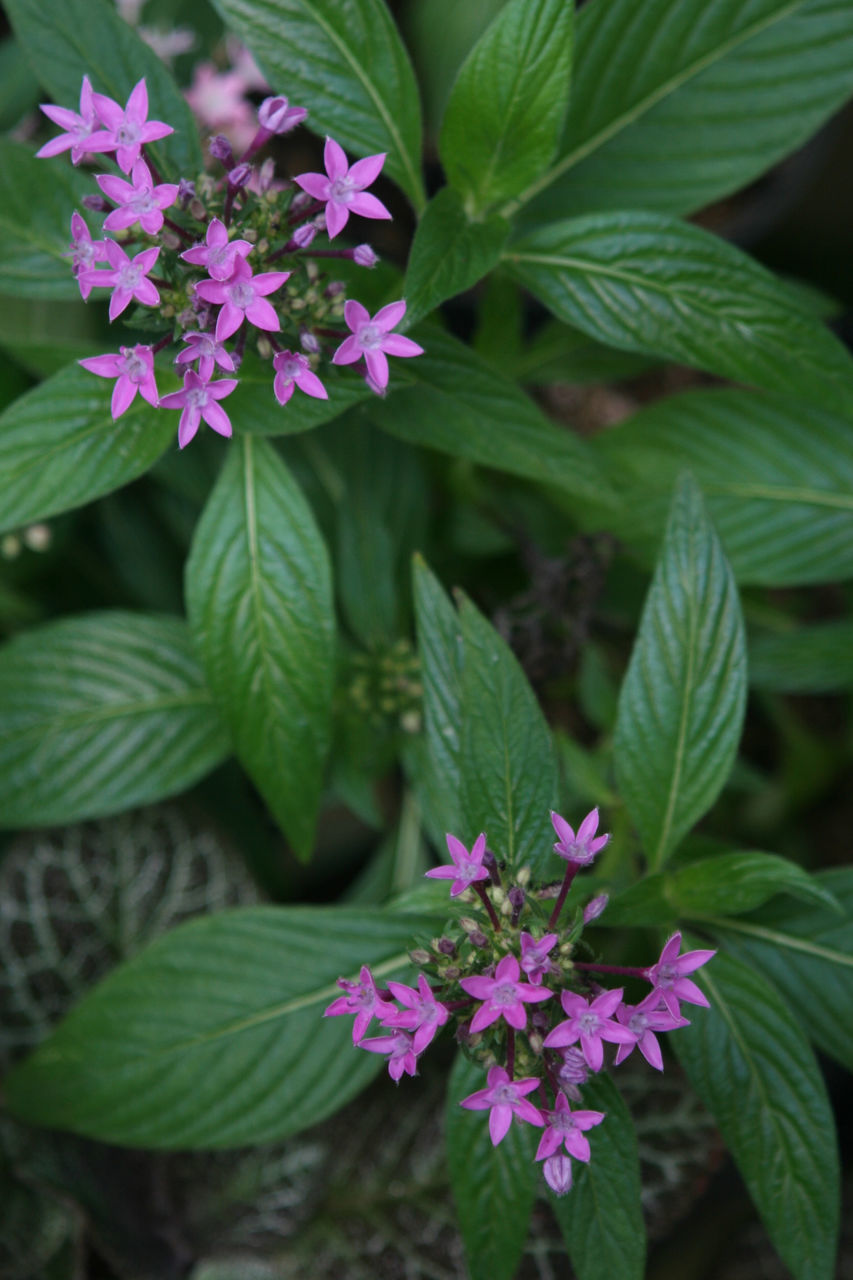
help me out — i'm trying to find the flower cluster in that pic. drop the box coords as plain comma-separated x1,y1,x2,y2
326,808,715,1197
37,76,423,447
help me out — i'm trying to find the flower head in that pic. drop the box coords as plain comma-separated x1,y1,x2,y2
644,933,716,1017
65,212,108,296
78,345,158,419
258,95,308,135
384,973,450,1054
550,807,609,866
536,1092,605,1163
195,257,290,341
93,78,174,173
176,332,236,382
332,300,423,392
180,217,253,281
543,988,635,1072
519,931,558,984
613,991,689,1070
36,75,114,164
325,964,392,1044
460,953,552,1034
424,831,489,898
460,1065,544,1146
97,159,179,235
158,369,239,448
272,351,328,406
294,137,391,239
87,240,161,321
358,1028,418,1082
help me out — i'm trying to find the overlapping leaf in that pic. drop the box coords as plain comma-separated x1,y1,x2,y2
749,619,853,690
412,557,465,838
404,187,508,324
0,140,94,299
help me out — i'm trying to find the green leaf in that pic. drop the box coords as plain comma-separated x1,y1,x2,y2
588,388,853,587
670,851,839,916
0,294,105,377
439,0,573,215
549,1074,645,1280
512,0,853,221
212,0,424,208
405,187,508,324
0,37,40,130
4,905,440,1146
231,350,371,436
0,140,94,299
412,556,464,837
0,612,230,827
185,437,335,859
445,1053,537,1280
6,0,201,180
401,0,508,137
708,868,853,1073
674,948,840,1280
0,361,177,533
614,475,747,869
749,619,853,690
504,212,853,418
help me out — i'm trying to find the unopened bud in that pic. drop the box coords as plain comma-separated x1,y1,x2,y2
582,893,609,924
257,157,276,193
528,1031,543,1055
228,162,252,189
177,178,196,208
469,929,489,948
409,948,431,966
23,523,51,552
508,886,525,927
459,918,478,935
256,336,272,360
442,965,461,981
189,198,206,221
324,280,346,299
290,190,313,214
292,221,316,249
437,937,456,956
82,194,110,212
299,328,320,354
161,230,181,251
209,134,235,168
353,243,378,268
258,95,308,134
516,866,531,888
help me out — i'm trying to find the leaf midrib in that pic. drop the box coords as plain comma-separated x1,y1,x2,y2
1,689,214,743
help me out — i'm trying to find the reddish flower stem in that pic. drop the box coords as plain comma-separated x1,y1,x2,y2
506,1028,515,1078
163,215,192,244
151,333,173,355
474,881,501,933
547,864,579,929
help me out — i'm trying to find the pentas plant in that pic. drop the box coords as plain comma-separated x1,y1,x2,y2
37,76,424,447
326,808,714,1196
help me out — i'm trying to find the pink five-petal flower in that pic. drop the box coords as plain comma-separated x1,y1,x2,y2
98,159,179,235
460,1065,544,1147
519,931,559,984
332,299,424,392
93,78,174,173
78,344,158,420
460,953,552,1034
613,991,690,1070
175,331,236,382
644,933,716,1017
158,369,239,449
324,964,393,1044
180,217,253,282
543,988,635,1073
194,257,290,341
384,973,450,1054
294,137,391,239
550,807,610,866
424,831,489,898
535,1092,605,1163
94,240,161,321
65,212,108,298
543,1155,574,1196
358,1029,418,1083
36,75,115,164
272,351,328,406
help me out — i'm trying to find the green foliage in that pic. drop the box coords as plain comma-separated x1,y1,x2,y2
405,187,508,323
749,619,853,691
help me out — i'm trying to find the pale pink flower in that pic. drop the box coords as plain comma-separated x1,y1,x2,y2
85,240,160,321
184,63,256,151
460,954,552,1034
324,964,393,1044
543,988,635,1072
98,159,179,234
294,137,391,239
65,212,108,298
519,931,559,984
613,992,689,1071
384,974,450,1054
78,344,158,419
543,1154,573,1196
180,217,253,281
272,351,328,406
358,1028,418,1082
459,1065,544,1146
332,300,423,392
644,933,716,1017
93,78,174,173
195,257,290,341
551,807,610,866
176,332,236,381
424,831,489,898
158,369,239,448
36,75,114,164
535,1092,605,1163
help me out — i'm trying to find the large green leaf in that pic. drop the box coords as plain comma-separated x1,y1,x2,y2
587,388,853,587
4,906,440,1147
233,352,370,436
212,0,424,208
674,948,840,1280
445,1053,538,1280
0,612,229,827
404,187,508,324
0,361,178,533
511,0,853,221
504,213,853,418
749,619,853,690
6,0,201,180
439,0,573,215
411,557,464,839
549,1074,645,1280
614,475,747,869
0,140,94,299
185,437,335,860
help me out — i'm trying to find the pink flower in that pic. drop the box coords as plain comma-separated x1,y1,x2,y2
257,95,308,135
460,954,552,1034
583,893,609,924
36,75,114,164
175,332,236,382
184,62,257,151
158,369,239,449
644,933,716,1017
84,241,161,321
459,1065,544,1146
97,159,179,235
332,300,424,392
180,217,252,282
93,78,174,173
65,212,108,297
550,807,610,866
358,1028,418,1082
324,964,392,1044
519,931,559,984
294,137,391,239
543,988,635,1072
384,974,450,1054
195,257,290,341
78,344,158,419
535,1092,605,1163
543,1154,573,1196
556,1047,590,1098
272,351,328,406
613,992,689,1071
424,831,489,898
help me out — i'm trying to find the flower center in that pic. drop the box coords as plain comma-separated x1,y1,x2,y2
129,187,156,214
116,121,140,147
656,963,676,988
228,280,255,309
278,355,303,380
185,386,208,410
119,350,147,382
493,982,518,1007
118,263,142,289
330,175,356,204
493,1084,517,1105
628,1011,650,1034
577,1012,600,1035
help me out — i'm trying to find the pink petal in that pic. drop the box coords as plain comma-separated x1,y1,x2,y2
347,191,392,221
195,280,228,304
79,353,122,377
660,934,683,965
251,270,291,296
274,376,294,406
133,278,160,307
109,288,132,320
178,408,201,448
206,217,228,248
551,811,575,844
140,121,173,143
460,975,496,1000
103,209,138,231
293,172,331,201
126,79,148,124
495,955,520,983
676,949,717,975
207,378,239,400
105,240,129,270
215,303,244,341
637,1031,664,1071
323,135,348,180
325,200,349,239
673,977,710,1007
423,865,457,881
158,390,187,410
576,808,600,842
181,245,211,266
542,1023,576,1050
382,334,424,358
111,376,137,419
591,988,623,1019
503,1003,527,1030
469,1004,501,1034
139,210,165,234
347,152,386,188
536,1129,562,1161
344,299,370,332
332,335,362,366
40,103,81,129
138,375,159,406
135,246,161,273
565,1131,591,1163
36,135,74,158
580,1032,604,1073
92,93,123,129
489,1104,512,1146
364,348,389,389
295,369,328,399
245,297,280,331
202,400,233,437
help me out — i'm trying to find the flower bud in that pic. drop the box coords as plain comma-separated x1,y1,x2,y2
82,194,111,212
257,157,276,193
437,937,456,956
258,95,309,134
228,162,252,189
178,178,196,208
324,280,346,299
353,243,378,268
292,221,316,249
209,134,235,169
189,198,206,221
582,893,609,924
468,929,489,948
409,948,431,966
299,328,320,354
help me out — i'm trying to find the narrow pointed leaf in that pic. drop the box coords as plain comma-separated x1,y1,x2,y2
412,556,464,837
405,187,508,324
0,140,93,299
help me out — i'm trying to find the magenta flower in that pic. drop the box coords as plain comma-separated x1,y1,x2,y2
78,345,158,419
385,974,450,1053
459,1065,544,1146
536,1092,605,1164
551,807,610,866
613,992,689,1071
583,893,609,924
194,257,290,341
358,1028,418,1083
294,137,391,239
543,988,635,1072
460,954,552,1034
332,300,424,392
97,159,179,235
158,369,239,449
85,241,160,321
325,964,393,1044
272,351,328,406
543,1155,573,1196
519,931,558,984
36,75,114,164
644,933,716,1017
257,95,308,135
65,212,108,298
180,217,253,282
176,332,236,382
556,1047,590,1098
424,831,489,898
93,78,174,173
